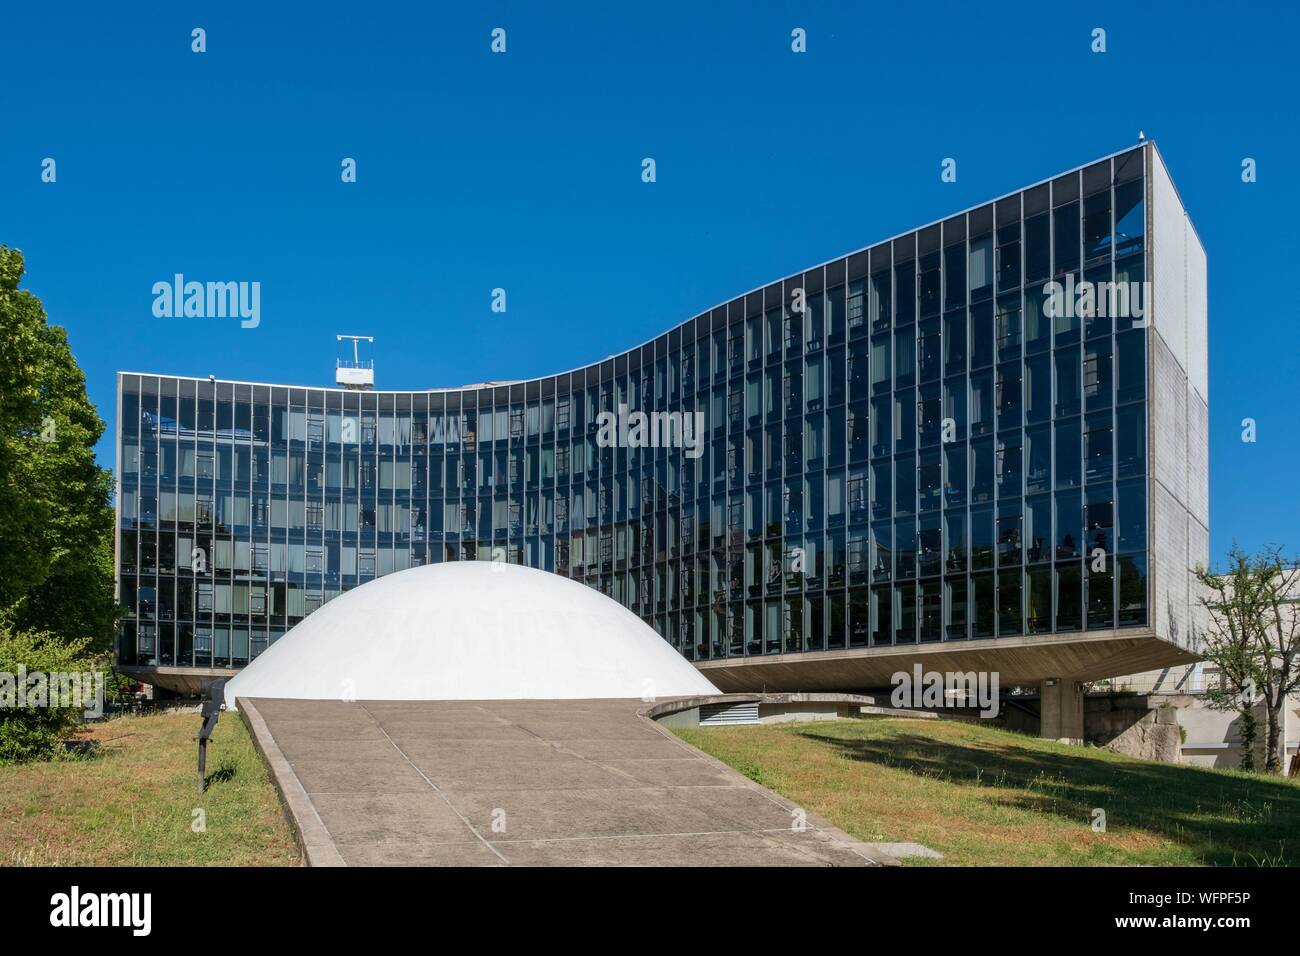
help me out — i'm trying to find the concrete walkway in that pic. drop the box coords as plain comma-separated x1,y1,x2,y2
240,697,893,867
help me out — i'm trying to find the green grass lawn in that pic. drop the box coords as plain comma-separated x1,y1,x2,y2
0,710,298,866
674,716,1300,866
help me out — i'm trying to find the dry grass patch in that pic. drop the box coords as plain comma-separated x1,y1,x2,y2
0,709,298,866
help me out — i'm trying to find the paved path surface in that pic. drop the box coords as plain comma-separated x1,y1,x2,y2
241,697,892,866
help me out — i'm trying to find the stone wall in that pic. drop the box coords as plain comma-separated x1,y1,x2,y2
1085,693,1182,762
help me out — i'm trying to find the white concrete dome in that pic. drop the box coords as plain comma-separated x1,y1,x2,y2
223,561,718,708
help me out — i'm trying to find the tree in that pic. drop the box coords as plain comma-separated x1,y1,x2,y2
1195,545,1300,773
0,246,119,650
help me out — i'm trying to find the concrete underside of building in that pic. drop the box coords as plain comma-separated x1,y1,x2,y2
696,629,1197,693
121,664,238,697
239,696,892,866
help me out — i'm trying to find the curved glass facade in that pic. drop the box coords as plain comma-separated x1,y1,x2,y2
116,146,1158,675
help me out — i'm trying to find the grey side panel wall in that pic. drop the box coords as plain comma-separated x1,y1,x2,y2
1150,146,1210,651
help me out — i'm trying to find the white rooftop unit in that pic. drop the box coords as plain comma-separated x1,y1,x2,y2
334,363,374,388
335,334,375,389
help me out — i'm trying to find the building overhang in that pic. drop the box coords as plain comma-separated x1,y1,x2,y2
693,629,1201,693
120,665,239,697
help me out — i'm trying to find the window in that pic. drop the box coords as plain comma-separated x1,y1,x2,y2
1053,202,1080,275
1117,553,1148,626
997,223,1021,291
1085,487,1114,555
968,234,993,300
848,470,867,522
1115,404,1145,477
970,371,993,436
971,302,994,369
1116,331,1146,403
1113,180,1144,256
1117,478,1146,552
1084,413,1113,482
1024,213,1049,282
1056,490,1082,559
1087,562,1114,629
1055,418,1081,489
971,506,994,570
847,281,865,330
1026,494,1051,563
996,297,1021,360
971,439,994,503
947,577,968,639
1055,347,1081,417
1083,190,1112,263
996,432,1022,498
997,501,1022,567
1026,566,1052,633
996,363,1022,427
1056,563,1083,631
1025,424,1051,494
919,251,941,319
972,573,995,638
1083,339,1112,408
998,572,1021,636
945,510,966,571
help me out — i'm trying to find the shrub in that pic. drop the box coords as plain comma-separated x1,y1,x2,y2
0,620,105,763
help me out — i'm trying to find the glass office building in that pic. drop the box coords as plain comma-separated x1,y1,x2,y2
115,142,1208,694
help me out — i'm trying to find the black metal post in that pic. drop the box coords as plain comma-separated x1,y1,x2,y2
196,678,227,795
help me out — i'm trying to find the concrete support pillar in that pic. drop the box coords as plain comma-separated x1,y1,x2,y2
1040,678,1085,744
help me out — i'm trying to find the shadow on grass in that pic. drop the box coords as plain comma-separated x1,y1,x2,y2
205,762,237,787
797,726,1300,865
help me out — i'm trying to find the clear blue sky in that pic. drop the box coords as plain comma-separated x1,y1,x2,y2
4,1,1298,561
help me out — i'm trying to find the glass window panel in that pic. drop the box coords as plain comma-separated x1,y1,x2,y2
1055,562,1083,631
1087,562,1114,629
1117,553,1148,626
1115,404,1145,478
970,505,994,570
1055,417,1081,489
998,571,1022,636
1114,180,1145,257
1053,202,1080,276
1027,565,1052,633
972,573,995,638
1117,478,1146,552
968,234,993,300
1056,489,1082,559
